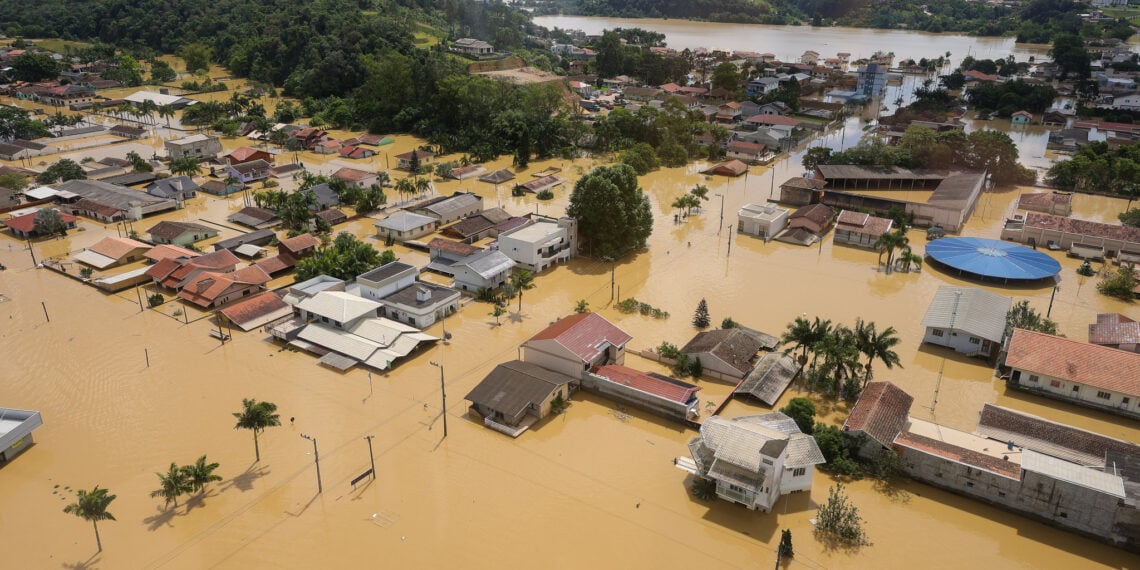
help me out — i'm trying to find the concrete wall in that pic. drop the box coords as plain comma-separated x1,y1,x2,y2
523,341,588,378
1000,225,1139,257
358,272,416,301
1009,369,1139,419
834,228,878,248
738,213,787,239
779,465,815,494
923,326,998,356
898,445,1137,552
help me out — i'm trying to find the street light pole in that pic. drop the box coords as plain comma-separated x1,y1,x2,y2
300,433,322,494
363,435,376,480
430,361,447,438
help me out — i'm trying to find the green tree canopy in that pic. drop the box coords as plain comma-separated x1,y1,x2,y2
63,486,116,553
780,397,816,434
11,52,61,81
295,232,389,282
566,164,653,259
233,398,281,462
36,159,86,184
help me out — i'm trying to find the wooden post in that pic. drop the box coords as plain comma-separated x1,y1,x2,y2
145,348,150,368
135,284,143,311
26,238,36,266
41,301,49,323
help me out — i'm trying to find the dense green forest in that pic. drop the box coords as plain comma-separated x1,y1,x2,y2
537,0,1135,41
0,0,582,160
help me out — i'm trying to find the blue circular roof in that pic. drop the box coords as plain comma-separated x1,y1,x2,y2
925,237,1061,281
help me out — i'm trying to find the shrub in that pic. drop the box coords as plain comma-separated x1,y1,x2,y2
656,341,681,359
536,189,554,200
147,293,164,308
691,477,717,501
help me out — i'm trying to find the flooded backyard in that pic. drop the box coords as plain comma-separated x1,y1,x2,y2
2,76,1140,568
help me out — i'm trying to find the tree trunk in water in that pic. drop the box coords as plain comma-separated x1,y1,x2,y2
518,292,522,313
253,429,260,462
93,521,102,552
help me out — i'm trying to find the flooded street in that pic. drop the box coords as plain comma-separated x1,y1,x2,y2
3,78,1140,568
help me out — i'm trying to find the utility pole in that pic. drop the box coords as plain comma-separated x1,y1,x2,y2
300,433,322,494
430,361,447,438
26,238,36,265
727,225,733,256
41,301,50,323
364,435,376,480
716,193,725,234
1047,285,1060,318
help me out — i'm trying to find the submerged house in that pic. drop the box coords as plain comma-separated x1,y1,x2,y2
0,407,43,462
833,210,893,248
842,381,915,458
583,365,701,423
680,328,765,380
522,312,632,378
73,236,151,269
683,413,825,511
466,360,577,437
920,286,1011,358
732,352,802,405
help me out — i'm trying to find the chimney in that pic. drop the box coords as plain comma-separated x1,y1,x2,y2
415,286,431,302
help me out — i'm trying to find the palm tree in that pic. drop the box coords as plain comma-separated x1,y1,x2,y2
780,316,814,364
233,398,281,462
151,462,191,507
170,156,200,177
182,455,222,494
854,319,902,387
414,176,431,198
806,317,833,369
897,248,923,273
63,486,117,553
508,269,536,313
157,104,175,128
874,230,909,274
394,178,416,202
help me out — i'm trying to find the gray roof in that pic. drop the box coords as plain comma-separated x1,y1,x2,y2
381,282,460,310
147,220,215,241
54,178,175,210
452,249,515,279
213,229,276,251
147,175,199,199
1021,449,1126,498
465,360,575,419
816,164,945,181
733,352,802,405
374,212,437,232
416,192,481,219
680,328,764,375
920,286,1012,342
479,168,516,184
227,207,280,228
358,261,416,284
693,413,824,475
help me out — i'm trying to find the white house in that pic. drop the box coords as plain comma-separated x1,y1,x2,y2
683,413,825,511
374,212,439,242
920,286,1011,358
522,312,632,378
496,219,575,273
356,262,418,301
451,38,494,56
164,134,222,160
450,249,515,292
415,192,483,225
737,203,788,240
378,282,461,328
1110,94,1140,111
1005,328,1140,419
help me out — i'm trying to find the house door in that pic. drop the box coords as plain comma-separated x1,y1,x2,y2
982,340,991,354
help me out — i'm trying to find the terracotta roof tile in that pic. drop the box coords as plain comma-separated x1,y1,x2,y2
1005,328,1140,395
895,431,1021,479
594,365,700,404
88,236,150,260
144,244,200,262
4,209,78,233
427,237,481,257
527,313,632,363
836,210,893,236
843,382,914,447
278,233,319,255
1088,313,1140,348
1021,212,1140,245
219,291,289,327
977,404,1140,463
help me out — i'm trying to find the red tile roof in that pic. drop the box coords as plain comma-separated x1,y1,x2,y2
253,254,296,275
333,167,372,182
144,244,200,263
227,147,271,163
702,160,749,177
836,210,893,236
219,291,290,327
147,248,240,288
843,381,914,447
177,265,271,307
594,365,700,404
527,312,632,363
895,431,1022,479
1088,313,1140,349
395,149,434,161
427,237,481,257
728,141,766,154
278,233,319,255
1005,328,1140,395
88,236,150,260
963,70,999,82
4,209,77,233
1020,212,1140,244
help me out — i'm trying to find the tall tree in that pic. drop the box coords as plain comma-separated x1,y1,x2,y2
169,156,200,177
11,52,62,81
36,159,86,184
780,316,814,364
566,164,653,259
183,455,223,494
179,43,213,74
854,319,902,386
780,397,816,434
151,462,191,507
33,208,69,237
233,398,281,462
692,298,710,329
63,486,117,553
508,269,536,313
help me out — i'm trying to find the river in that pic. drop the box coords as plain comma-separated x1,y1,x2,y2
2,69,1139,568
534,15,1054,62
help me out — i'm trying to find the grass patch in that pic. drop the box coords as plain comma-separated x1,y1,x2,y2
12,38,92,52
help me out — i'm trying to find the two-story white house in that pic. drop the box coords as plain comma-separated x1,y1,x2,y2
165,134,223,160
356,262,418,301
684,413,825,511
497,219,576,273
1005,328,1140,420
378,282,461,329
920,286,1011,358
450,249,515,292
522,312,632,378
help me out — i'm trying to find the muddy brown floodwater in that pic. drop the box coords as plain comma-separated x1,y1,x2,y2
2,84,1140,569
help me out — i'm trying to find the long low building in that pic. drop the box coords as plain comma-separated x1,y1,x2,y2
583,364,701,423
1000,211,1140,259
0,408,43,462
1003,328,1140,419
54,178,179,220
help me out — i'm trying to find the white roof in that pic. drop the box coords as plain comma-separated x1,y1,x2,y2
23,186,58,200
500,220,563,243
296,291,381,323
234,243,266,257
453,249,515,279
1021,450,1126,498
738,203,788,222
374,212,437,232
73,250,119,269
93,265,150,285
296,317,438,370
126,90,193,107
920,286,1012,342
168,133,213,145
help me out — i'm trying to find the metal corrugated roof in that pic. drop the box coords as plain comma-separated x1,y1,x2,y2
296,291,381,323
920,286,1011,342
925,237,1061,281
375,212,437,232
1021,450,1126,498
785,433,828,468
73,250,119,269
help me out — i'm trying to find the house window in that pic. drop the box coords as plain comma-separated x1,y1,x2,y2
1124,397,1131,405
1072,385,1080,393
998,491,1007,498
762,458,773,466
1028,375,1039,383
931,329,944,337
792,467,806,477
1097,391,1111,400
728,484,746,493
968,337,981,345
966,481,974,488
1050,380,1061,388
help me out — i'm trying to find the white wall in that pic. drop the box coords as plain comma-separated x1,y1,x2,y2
523,340,587,378
1013,368,1139,417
